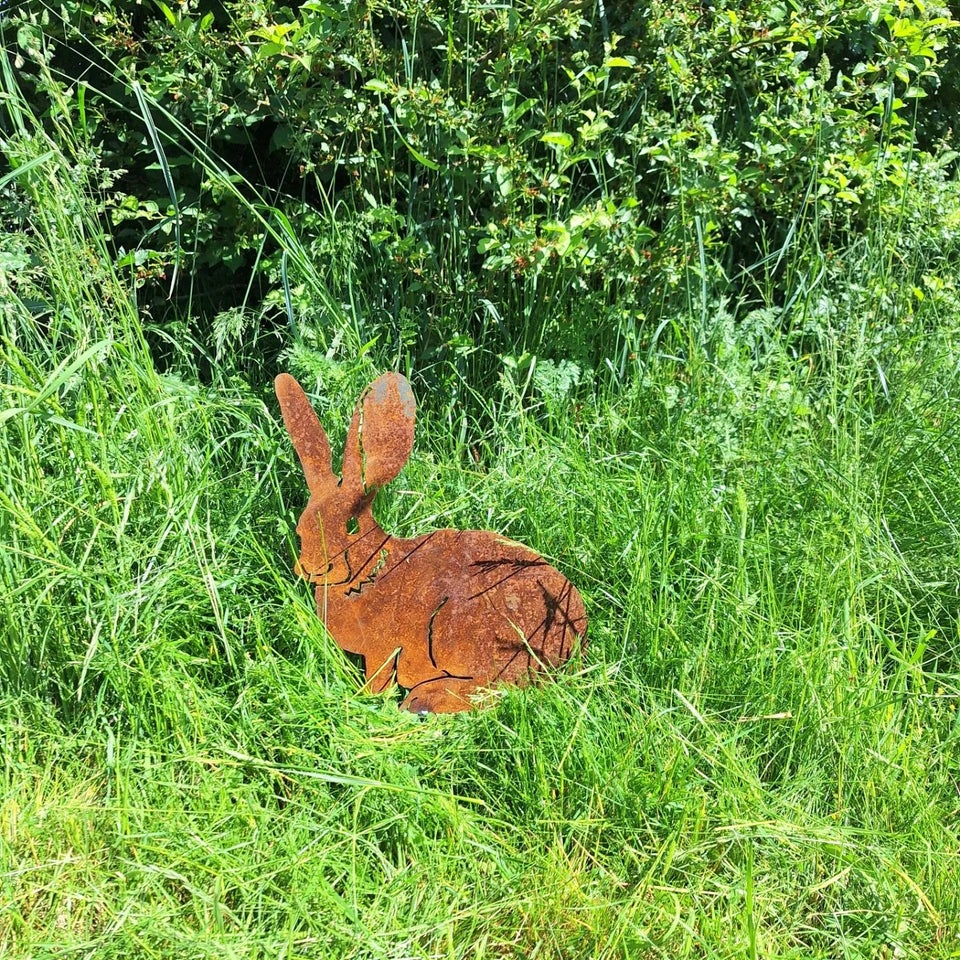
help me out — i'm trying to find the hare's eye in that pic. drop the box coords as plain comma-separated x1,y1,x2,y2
346,516,360,535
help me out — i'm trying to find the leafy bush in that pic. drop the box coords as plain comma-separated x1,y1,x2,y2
3,0,959,393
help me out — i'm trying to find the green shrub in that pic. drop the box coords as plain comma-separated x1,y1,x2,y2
3,0,959,393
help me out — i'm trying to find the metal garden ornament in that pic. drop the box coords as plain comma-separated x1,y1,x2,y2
275,372,587,713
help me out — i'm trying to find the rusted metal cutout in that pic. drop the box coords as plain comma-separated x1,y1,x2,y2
275,372,587,713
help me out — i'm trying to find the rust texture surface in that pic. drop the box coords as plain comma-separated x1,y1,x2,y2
275,372,588,713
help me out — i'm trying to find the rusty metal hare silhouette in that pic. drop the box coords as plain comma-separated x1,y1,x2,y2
275,372,588,713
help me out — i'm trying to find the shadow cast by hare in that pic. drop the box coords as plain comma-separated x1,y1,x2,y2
275,372,588,713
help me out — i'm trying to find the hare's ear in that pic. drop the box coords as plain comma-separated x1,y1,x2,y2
275,373,333,494
342,373,415,495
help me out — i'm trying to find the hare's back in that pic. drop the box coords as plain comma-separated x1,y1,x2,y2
405,528,586,680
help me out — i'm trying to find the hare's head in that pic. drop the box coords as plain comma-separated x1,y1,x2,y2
275,373,415,587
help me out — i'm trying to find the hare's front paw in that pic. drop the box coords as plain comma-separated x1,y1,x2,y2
401,677,489,714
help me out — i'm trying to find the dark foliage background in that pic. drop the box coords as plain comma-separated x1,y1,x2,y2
2,0,959,400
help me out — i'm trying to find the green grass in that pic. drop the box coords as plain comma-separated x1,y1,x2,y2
2,63,960,960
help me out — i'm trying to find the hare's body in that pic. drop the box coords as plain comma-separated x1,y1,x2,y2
316,527,584,712
276,371,587,713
